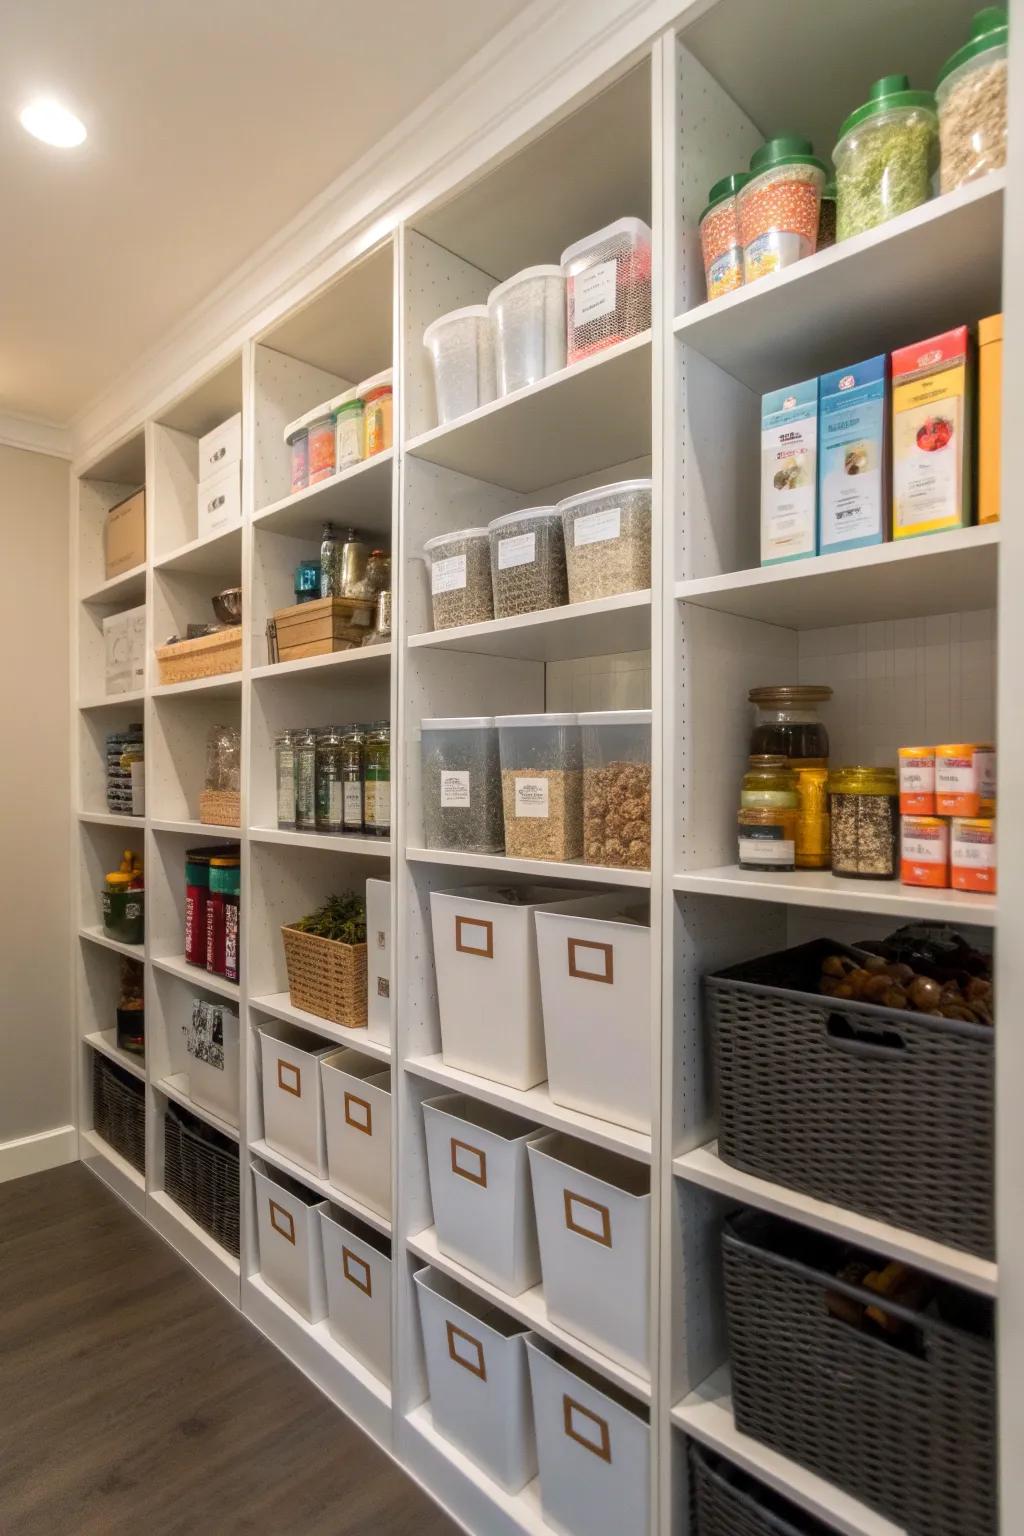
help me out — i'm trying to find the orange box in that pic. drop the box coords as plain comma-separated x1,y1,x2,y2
897,746,935,814
900,815,949,888
978,313,1002,525
935,742,982,816
951,817,996,894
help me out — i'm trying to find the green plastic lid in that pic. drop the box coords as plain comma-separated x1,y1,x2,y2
749,136,827,176
837,75,937,143
938,7,1008,85
333,398,363,419
700,172,750,223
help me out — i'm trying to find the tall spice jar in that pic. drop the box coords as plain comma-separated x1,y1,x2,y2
275,728,297,830
748,685,832,868
315,726,345,834
364,723,391,838
295,728,318,833
341,727,366,834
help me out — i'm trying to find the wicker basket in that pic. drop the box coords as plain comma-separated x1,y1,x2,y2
199,788,240,827
691,1443,834,1536
723,1210,996,1536
92,1053,146,1174
707,938,993,1257
163,1102,240,1257
155,628,242,685
281,923,368,1028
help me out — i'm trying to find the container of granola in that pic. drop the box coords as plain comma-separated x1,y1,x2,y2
496,713,583,862
579,709,652,870
738,136,827,283
422,527,493,630
487,505,567,618
936,6,1008,192
557,478,652,603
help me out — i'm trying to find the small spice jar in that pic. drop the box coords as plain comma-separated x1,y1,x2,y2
738,756,800,871
294,727,318,832
738,136,827,283
284,418,309,494
332,390,365,472
275,728,297,830
307,409,336,485
828,766,899,880
360,370,393,457
699,173,749,301
834,75,937,241
579,709,652,870
936,7,1008,193
898,745,936,813
421,716,504,854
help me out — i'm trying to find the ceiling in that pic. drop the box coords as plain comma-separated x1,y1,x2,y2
0,0,525,425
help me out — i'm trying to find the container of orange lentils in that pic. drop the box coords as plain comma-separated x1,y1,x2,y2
738,137,827,284
699,173,749,302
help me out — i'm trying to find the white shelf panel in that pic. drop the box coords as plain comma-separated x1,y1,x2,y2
672,1367,905,1536
250,1138,391,1237
81,564,147,607
676,525,998,631
675,1142,996,1297
151,953,240,1000
79,924,145,961
674,173,1004,392
405,332,652,492
78,809,145,828
150,818,240,838
253,449,394,540
672,867,996,927
405,1054,649,1163
147,1190,240,1305
407,845,650,888
251,642,392,683
249,827,392,856
154,523,243,576
155,1072,240,1142
407,1225,650,1402
408,590,652,662
81,1128,146,1215
407,1404,548,1536
151,672,243,700
249,992,391,1062
79,690,146,711
83,1029,146,1082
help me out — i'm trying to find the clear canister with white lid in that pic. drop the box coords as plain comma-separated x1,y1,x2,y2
487,267,566,395
487,505,567,619
422,527,493,631
557,478,652,604
579,709,652,871
496,713,583,862
422,306,496,426
420,717,504,854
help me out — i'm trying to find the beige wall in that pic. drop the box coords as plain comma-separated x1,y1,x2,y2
0,445,72,1148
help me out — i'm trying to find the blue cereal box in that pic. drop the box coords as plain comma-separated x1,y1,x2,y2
818,354,889,554
760,378,818,565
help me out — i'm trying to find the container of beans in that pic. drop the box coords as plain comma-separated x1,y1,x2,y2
560,217,652,365
487,505,567,618
936,7,1008,193
828,765,899,880
423,306,496,426
307,408,336,484
422,527,493,631
284,417,310,493
834,75,937,241
580,709,652,870
420,717,504,854
699,173,749,301
951,817,997,893
738,136,827,284
557,478,652,604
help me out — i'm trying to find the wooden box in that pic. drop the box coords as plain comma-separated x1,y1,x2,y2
274,596,375,663
155,628,242,685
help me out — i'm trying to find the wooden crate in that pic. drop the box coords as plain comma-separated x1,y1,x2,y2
155,629,242,685
274,597,376,662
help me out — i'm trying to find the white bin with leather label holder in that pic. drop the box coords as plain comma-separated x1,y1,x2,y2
365,878,391,1046
528,1133,650,1377
423,1094,543,1295
526,1335,650,1536
429,885,616,1090
320,1049,392,1220
257,1021,333,1177
535,900,651,1132
253,1162,328,1323
414,1266,536,1494
320,1207,391,1385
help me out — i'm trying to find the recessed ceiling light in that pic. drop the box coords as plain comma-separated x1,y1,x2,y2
20,99,86,148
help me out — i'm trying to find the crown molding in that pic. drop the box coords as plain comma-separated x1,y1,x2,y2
0,411,72,460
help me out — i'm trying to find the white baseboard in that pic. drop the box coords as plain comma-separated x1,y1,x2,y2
0,1125,77,1184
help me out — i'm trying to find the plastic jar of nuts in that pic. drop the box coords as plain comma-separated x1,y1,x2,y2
557,478,652,603
422,527,494,630
579,709,652,870
496,713,583,862
936,7,1008,193
738,136,827,283
487,505,567,618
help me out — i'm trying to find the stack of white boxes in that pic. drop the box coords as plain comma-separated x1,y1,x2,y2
196,412,242,539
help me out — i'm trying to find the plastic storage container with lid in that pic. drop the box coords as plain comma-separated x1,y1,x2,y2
306,408,336,485
561,217,653,365
330,387,364,472
579,709,652,871
487,266,566,394
358,368,393,457
834,75,937,240
497,713,583,862
422,527,493,630
936,6,1008,192
420,717,504,854
284,417,309,494
558,478,652,604
738,137,827,283
828,765,899,879
487,505,567,618
423,306,496,426
699,173,750,301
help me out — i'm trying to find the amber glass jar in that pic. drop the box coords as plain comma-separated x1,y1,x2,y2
738,755,800,871
749,685,832,868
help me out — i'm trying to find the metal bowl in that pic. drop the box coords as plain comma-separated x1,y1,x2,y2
212,586,243,625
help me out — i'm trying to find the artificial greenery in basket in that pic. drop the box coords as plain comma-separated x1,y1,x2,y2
281,891,368,1029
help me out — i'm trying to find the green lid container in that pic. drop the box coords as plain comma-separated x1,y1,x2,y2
837,75,936,144
749,135,827,176
700,172,750,223
938,6,1008,85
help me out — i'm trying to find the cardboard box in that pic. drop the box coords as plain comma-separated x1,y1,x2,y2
892,326,972,538
103,604,146,695
197,412,242,484
978,314,1002,524
761,378,818,565
818,354,889,555
105,488,146,579
196,461,241,540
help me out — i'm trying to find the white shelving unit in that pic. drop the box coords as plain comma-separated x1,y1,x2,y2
67,6,1019,1534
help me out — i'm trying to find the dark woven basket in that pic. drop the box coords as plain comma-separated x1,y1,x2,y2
690,1443,834,1536
722,1210,996,1536
164,1102,240,1258
92,1053,146,1174
707,938,993,1257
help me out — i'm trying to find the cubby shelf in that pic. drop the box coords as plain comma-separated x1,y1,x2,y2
150,673,243,699
671,867,997,927
78,810,144,828
407,1404,548,1536
150,818,240,838
79,690,146,711
155,1072,240,1143
79,924,145,961
250,1138,391,1237
407,845,651,888
408,591,651,662
81,564,147,607
249,827,392,856
83,1029,146,1082
154,523,243,575
249,991,391,1061
251,643,392,682
151,954,240,1000
253,449,394,540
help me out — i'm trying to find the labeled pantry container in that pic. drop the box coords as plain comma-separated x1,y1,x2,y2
420,717,504,854
422,306,496,426
497,713,584,862
558,479,652,604
487,506,567,618
561,218,652,365
699,172,749,301
320,1208,392,1385
579,709,652,871
936,6,1008,193
253,1162,329,1323
320,1048,392,1219
487,267,566,394
359,368,393,457
331,387,364,471
257,1020,334,1178
738,137,826,283
833,75,937,240
422,527,493,630
829,765,899,879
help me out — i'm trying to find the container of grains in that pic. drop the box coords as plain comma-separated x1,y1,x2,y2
699,173,749,301
557,478,652,604
487,267,566,394
834,75,937,241
422,527,494,630
284,418,309,493
560,217,652,365
306,408,336,484
579,709,652,870
423,306,496,426
421,717,504,854
817,177,837,250
738,136,827,283
828,765,899,880
497,713,583,862
936,7,1008,193
487,505,567,618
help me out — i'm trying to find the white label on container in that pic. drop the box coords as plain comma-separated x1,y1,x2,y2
329,782,342,826
497,531,536,569
440,770,471,808
975,750,996,802
936,757,974,793
738,835,795,865
573,259,617,327
902,831,947,864
899,757,935,794
514,776,549,818
952,829,995,867
573,507,621,547
432,554,467,594
343,781,363,822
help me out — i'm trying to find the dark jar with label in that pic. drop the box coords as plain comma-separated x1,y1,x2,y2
738,756,800,871
185,850,212,966
206,856,240,977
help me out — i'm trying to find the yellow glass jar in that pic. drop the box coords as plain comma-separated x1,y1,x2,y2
828,765,899,880
738,756,799,871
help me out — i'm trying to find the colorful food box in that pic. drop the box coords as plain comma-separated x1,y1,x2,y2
761,377,818,565
978,313,1002,524
891,326,972,538
818,354,889,554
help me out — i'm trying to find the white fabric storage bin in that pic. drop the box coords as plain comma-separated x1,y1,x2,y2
430,884,614,1090
257,1021,334,1178
320,1049,392,1219
186,998,240,1128
320,1208,391,1385
424,1094,542,1295
414,1266,536,1493
528,1133,650,1376
253,1162,328,1323
526,1335,650,1536
535,901,651,1132
365,878,391,1046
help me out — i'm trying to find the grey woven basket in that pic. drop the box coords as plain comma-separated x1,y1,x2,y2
722,1210,996,1536
690,1443,834,1536
707,938,993,1257
164,1102,240,1257
92,1053,146,1174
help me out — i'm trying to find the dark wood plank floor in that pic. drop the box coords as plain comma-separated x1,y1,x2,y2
0,1163,460,1536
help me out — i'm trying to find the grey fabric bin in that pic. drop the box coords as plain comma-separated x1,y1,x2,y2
690,1443,834,1536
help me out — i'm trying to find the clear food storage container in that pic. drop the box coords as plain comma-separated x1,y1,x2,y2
580,710,652,871
834,75,937,240
936,6,1008,192
497,713,583,862
561,217,652,365
330,386,364,471
487,266,566,394
284,417,309,493
558,478,652,604
487,505,567,618
422,527,493,630
358,368,393,457
738,137,827,283
306,408,336,484
423,306,496,426
699,173,749,301
421,717,504,854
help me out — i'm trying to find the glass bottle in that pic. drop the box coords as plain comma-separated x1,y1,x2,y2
315,726,346,834
275,728,297,830
364,722,391,838
320,522,341,597
748,685,832,869
829,765,899,880
737,755,800,871
341,727,366,833
295,727,318,832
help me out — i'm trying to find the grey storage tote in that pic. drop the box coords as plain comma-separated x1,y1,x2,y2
690,1443,837,1536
